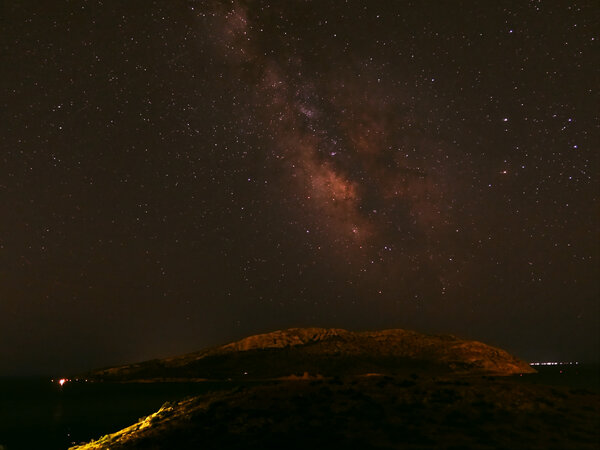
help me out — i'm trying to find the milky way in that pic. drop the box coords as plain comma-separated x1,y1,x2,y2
203,1,466,293
1,0,598,374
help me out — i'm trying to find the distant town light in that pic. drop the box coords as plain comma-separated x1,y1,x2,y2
59,378,67,386
530,361,578,366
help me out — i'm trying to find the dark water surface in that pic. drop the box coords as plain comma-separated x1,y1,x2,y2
0,378,238,450
1,365,598,450
514,363,600,392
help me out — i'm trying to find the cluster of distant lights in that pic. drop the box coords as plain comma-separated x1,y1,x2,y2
530,361,579,366
51,378,89,386
51,362,580,385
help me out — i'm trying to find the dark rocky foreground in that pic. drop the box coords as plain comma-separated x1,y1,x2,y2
71,374,599,450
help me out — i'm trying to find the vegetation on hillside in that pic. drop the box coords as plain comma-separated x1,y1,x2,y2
70,375,599,449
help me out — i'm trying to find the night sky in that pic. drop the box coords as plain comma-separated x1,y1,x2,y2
1,0,598,376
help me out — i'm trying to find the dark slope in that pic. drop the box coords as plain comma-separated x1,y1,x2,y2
71,375,599,450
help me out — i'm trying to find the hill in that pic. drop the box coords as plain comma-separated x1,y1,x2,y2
84,328,535,382
70,375,599,449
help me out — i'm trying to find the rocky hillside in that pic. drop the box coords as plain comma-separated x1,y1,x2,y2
84,328,535,381
70,375,599,450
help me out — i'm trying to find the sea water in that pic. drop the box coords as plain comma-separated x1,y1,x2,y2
0,378,230,450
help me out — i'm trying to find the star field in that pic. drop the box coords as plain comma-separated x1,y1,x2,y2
1,0,598,375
